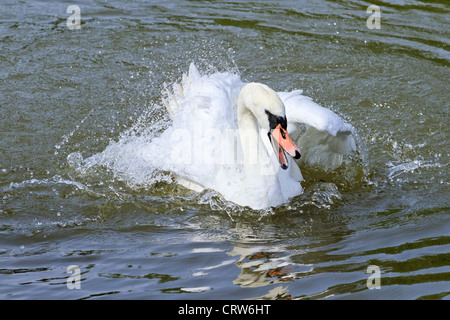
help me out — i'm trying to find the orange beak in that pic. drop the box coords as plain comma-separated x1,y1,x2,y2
270,124,301,170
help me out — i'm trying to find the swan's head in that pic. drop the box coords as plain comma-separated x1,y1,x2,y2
265,109,301,169
238,83,301,170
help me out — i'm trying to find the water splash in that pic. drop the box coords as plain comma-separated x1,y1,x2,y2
387,159,445,181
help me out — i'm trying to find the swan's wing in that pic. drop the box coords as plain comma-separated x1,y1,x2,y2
163,63,243,129
163,63,202,117
160,63,246,192
278,90,356,171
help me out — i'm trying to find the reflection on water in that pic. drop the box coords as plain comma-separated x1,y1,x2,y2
228,242,312,298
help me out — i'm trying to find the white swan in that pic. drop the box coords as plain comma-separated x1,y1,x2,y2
159,63,355,210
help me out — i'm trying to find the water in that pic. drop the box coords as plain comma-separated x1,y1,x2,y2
0,0,449,300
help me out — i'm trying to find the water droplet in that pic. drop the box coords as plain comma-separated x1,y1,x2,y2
67,152,83,168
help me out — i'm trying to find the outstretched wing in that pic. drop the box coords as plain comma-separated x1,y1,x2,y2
278,90,356,171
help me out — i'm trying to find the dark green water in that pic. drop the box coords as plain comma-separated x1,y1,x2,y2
0,0,449,299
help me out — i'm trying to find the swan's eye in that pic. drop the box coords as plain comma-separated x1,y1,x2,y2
280,128,286,139
265,110,287,130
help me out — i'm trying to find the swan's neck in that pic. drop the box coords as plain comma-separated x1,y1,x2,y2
235,104,281,208
237,104,275,177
